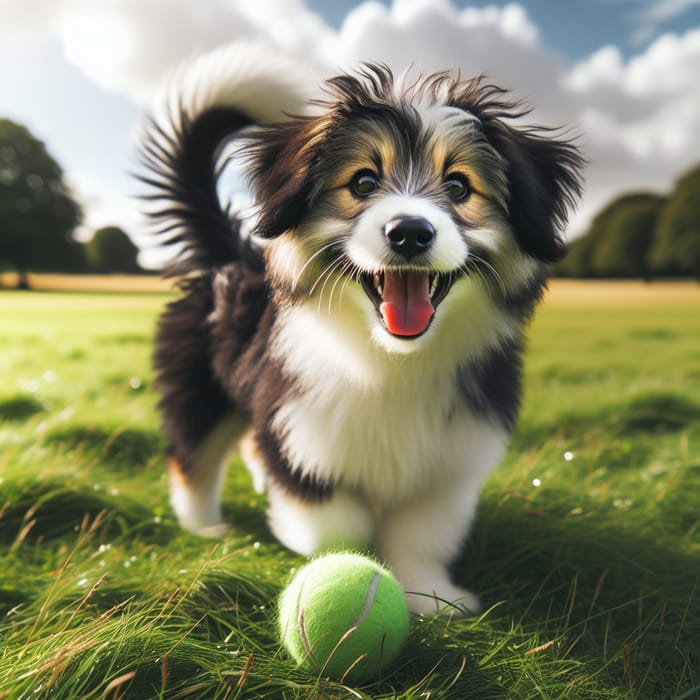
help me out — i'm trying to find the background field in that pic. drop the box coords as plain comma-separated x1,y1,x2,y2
0,281,698,699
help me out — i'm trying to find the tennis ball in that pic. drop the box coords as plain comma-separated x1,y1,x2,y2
278,552,409,681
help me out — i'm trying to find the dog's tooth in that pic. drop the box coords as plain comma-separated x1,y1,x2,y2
430,274,439,297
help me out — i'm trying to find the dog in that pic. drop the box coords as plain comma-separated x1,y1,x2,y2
140,42,583,615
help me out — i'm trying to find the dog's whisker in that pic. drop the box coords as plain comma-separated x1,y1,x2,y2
312,258,345,315
338,262,362,308
465,263,492,299
327,258,357,315
319,261,344,306
308,256,342,298
464,255,507,299
327,266,346,315
293,240,344,291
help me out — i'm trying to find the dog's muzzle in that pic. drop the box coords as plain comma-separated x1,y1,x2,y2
358,216,460,338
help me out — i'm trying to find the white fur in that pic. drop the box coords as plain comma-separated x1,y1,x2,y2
268,273,516,495
375,473,486,615
264,461,497,615
151,40,320,130
169,464,228,537
267,485,375,556
269,341,508,504
262,280,510,612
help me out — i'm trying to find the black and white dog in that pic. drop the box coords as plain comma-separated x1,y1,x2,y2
141,43,583,614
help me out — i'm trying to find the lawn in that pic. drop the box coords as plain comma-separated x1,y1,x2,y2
0,281,698,699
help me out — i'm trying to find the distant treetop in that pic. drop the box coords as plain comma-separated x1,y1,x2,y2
557,163,700,280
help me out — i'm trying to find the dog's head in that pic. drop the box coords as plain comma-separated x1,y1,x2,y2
245,65,583,353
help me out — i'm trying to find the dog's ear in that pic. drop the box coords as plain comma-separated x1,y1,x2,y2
246,118,323,238
485,122,584,263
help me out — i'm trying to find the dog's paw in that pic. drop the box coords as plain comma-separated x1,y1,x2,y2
406,583,481,616
398,573,481,616
194,522,231,539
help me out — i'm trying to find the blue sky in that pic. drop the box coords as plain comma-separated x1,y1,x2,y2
1,0,700,257
309,0,700,59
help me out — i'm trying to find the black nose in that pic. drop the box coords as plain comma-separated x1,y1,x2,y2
384,217,435,259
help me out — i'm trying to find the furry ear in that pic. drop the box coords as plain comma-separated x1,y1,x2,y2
246,118,322,238
485,122,584,263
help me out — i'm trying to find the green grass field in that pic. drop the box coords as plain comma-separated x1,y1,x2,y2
0,282,698,699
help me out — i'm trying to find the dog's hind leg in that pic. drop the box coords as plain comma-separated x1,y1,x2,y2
167,413,247,536
155,277,241,535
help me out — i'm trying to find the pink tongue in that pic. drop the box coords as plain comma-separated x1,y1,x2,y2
379,271,434,336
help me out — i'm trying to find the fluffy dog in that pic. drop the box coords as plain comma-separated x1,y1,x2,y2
140,43,583,614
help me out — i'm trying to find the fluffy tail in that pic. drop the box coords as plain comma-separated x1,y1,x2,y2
138,42,318,279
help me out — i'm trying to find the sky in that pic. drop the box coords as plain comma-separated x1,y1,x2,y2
1,0,700,265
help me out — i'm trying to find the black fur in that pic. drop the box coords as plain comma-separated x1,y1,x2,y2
484,123,583,262
153,275,232,470
457,341,523,433
442,79,583,263
139,107,254,278
207,267,333,500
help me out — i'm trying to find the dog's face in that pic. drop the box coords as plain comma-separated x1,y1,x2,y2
246,67,582,354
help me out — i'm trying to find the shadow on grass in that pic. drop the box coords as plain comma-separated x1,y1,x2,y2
96,333,150,346
516,391,700,449
0,586,28,616
0,479,175,546
45,424,164,470
0,395,45,422
456,502,700,697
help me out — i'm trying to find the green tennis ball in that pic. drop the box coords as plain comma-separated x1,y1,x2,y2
278,552,409,681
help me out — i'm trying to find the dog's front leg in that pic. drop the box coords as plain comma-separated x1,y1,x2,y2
266,484,375,557
376,477,483,616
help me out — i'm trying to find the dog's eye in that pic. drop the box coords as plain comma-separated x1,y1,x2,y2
443,173,470,201
350,170,379,197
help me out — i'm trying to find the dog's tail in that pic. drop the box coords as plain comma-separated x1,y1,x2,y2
138,42,317,280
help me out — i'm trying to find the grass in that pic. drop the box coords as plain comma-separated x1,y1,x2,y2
0,281,698,699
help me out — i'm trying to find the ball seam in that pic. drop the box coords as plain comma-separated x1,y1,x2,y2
296,582,316,665
351,571,382,629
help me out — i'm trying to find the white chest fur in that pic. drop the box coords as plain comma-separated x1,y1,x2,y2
270,300,510,505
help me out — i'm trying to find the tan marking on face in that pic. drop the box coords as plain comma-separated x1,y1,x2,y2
326,131,398,190
443,154,505,206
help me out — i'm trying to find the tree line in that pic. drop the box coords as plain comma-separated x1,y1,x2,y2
0,118,144,288
556,164,700,279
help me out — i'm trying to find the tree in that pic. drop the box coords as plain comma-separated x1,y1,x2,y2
647,164,700,278
0,118,84,287
556,193,666,279
86,226,142,274
589,194,664,279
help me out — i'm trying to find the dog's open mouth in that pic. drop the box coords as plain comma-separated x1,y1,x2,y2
360,270,458,338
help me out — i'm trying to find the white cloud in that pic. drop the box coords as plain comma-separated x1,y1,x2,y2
566,26,700,232
631,0,700,43
0,0,334,103
568,46,625,91
337,1,549,82
56,0,263,101
642,0,700,24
